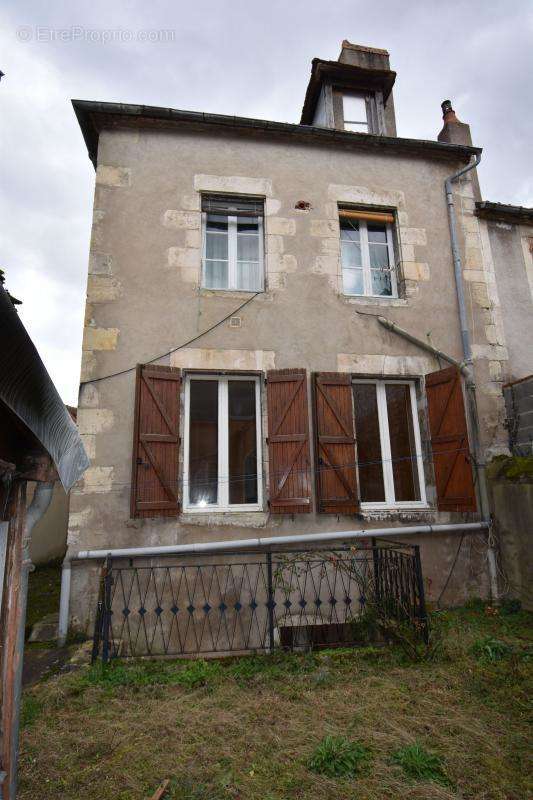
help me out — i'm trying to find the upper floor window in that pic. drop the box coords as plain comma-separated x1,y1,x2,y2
202,195,264,292
339,209,397,298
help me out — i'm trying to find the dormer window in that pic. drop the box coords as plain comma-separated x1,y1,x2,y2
343,92,370,132
341,91,383,134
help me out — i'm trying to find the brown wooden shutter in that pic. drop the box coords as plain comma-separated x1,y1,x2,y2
313,373,359,514
266,369,312,513
426,366,477,512
130,364,181,518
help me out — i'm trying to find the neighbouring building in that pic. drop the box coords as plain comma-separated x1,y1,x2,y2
66,40,527,643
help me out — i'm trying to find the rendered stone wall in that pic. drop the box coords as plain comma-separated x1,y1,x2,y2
67,126,504,631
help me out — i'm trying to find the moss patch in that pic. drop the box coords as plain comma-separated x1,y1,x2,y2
487,454,533,482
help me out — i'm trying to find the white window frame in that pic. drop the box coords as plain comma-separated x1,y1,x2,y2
201,212,264,292
353,379,427,510
341,217,398,299
183,374,263,513
342,91,370,132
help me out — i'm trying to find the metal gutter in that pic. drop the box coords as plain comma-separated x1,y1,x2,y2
71,99,482,170
58,522,488,644
475,201,533,225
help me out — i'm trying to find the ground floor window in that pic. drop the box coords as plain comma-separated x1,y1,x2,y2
352,379,426,508
183,375,262,511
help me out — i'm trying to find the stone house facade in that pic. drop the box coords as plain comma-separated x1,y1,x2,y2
66,41,515,635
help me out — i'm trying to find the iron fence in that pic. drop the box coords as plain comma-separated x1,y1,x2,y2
92,539,427,661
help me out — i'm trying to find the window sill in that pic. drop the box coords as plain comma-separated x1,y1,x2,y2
199,288,263,299
183,505,262,514
180,509,269,528
361,502,429,511
343,295,408,307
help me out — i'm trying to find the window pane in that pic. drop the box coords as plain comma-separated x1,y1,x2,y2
353,384,386,502
237,233,259,262
236,262,261,291
341,241,362,267
385,384,420,502
228,381,258,505
206,214,228,232
206,231,228,260
369,243,389,269
340,220,360,241
237,217,259,233
371,269,392,296
204,260,228,289
343,268,364,295
367,224,387,244
189,380,218,506
343,93,367,123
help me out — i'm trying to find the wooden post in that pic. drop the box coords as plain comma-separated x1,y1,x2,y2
0,480,27,800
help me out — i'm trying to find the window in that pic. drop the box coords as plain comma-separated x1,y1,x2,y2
352,380,426,508
183,375,262,511
202,196,264,291
339,209,397,298
343,92,370,132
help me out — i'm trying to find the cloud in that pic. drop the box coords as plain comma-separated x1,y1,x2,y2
0,0,530,404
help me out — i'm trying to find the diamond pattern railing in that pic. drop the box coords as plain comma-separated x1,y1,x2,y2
92,541,427,660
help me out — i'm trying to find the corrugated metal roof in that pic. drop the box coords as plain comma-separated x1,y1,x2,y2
0,285,89,490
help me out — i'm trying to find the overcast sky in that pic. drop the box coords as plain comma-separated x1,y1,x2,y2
1,1,531,405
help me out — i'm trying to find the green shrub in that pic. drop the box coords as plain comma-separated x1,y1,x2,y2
307,735,370,778
392,742,448,785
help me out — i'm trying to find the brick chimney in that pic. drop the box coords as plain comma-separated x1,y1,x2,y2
438,100,473,147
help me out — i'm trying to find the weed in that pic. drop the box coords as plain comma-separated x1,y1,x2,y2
500,597,522,615
391,742,448,785
78,657,222,690
307,735,370,778
20,695,44,728
174,659,222,689
471,636,513,663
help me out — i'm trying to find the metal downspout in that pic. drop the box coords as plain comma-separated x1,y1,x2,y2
444,154,499,601
375,316,472,378
7,482,54,800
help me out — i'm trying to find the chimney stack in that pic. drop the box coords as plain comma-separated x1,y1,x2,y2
437,99,472,147
438,99,481,200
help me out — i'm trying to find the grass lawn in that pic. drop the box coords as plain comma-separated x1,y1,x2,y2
18,602,532,800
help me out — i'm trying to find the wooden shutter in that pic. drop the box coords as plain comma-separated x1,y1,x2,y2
313,373,359,514
426,366,477,512
266,369,312,513
130,364,181,518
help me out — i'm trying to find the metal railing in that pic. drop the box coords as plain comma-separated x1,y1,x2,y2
91,539,427,661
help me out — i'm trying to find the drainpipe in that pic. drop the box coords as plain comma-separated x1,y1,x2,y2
6,481,53,800
57,557,71,647
445,154,481,365
376,316,471,378
444,153,499,601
